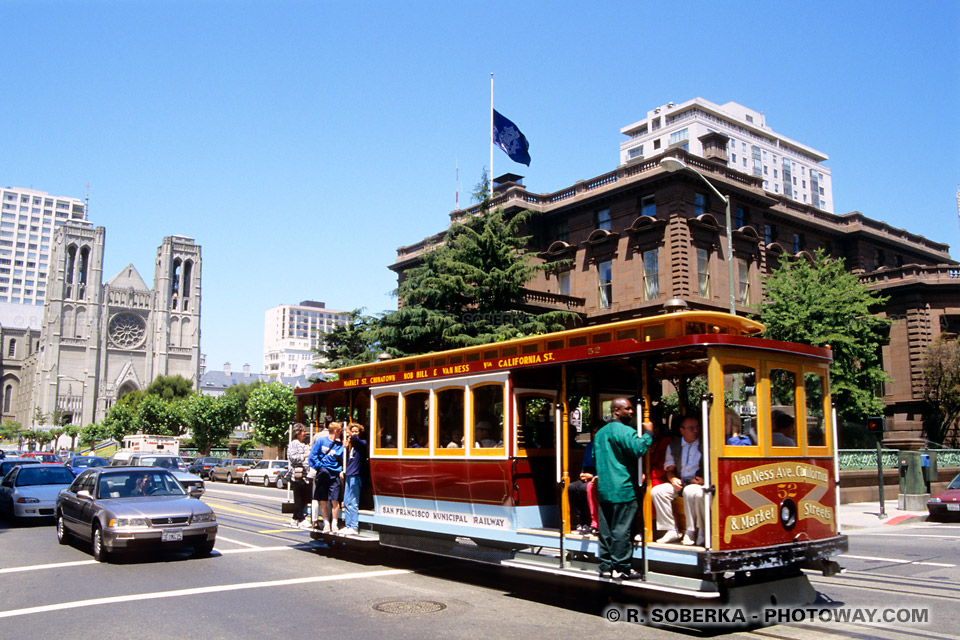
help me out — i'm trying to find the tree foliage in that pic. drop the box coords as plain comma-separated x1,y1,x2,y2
134,394,188,436
145,374,195,401
103,402,138,442
79,422,111,449
184,394,243,454
374,175,577,357
222,380,262,422
922,336,960,447
247,383,295,446
313,309,381,370
756,249,890,424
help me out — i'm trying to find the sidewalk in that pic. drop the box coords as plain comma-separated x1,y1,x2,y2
839,499,929,531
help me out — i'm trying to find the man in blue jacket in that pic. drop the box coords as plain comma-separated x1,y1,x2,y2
309,422,344,532
593,398,653,580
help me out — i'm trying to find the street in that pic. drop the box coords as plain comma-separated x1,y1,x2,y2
1,483,958,639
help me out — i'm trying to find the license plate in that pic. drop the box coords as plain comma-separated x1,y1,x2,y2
161,529,183,542
947,504,959,512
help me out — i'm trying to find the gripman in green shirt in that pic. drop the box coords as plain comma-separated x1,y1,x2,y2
593,397,653,580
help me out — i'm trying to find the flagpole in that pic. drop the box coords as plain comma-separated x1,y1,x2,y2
489,72,494,199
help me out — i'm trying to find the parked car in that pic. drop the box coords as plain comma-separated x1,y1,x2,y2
927,473,960,520
209,458,258,484
0,463,76,521
56,467,217,561
125,453,205,495
187,457,221,479
243,460,289,488
0,457,41,477
20,452,63,464
64,455,110,476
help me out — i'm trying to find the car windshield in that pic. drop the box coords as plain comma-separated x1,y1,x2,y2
73,457,108,468
1,460,40,475
141,456,183,470
237,459,256,466
98,471,186,498
16,466,75,486
948,475,960,490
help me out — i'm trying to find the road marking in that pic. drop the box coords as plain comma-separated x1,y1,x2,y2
841,554,955,567
0,560,98,574
215,535,260,549
0,568,411,619
203,488,289,503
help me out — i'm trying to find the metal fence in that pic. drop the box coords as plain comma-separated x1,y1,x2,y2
838,449,960,470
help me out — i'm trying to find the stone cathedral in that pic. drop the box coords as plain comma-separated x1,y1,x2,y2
18,221,201,426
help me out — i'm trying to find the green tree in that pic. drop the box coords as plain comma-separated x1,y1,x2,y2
375,175,577,356
313,309,381,370
922,336,960,447
33,408,48,428
247,382,295,447
134,395,187,436
223,380,263,422
103,402,138,441
1,419,22,444
79,422,111,449
63,423,81,451
145,374,196,400
51,406,67,428
184,394,241,454
757,249,890,425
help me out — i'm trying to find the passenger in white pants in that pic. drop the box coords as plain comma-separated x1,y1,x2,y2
651,416,705,546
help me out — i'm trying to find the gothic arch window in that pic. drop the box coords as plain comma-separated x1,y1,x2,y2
7,339,15,357
182,260,192,298
117,381,139,400
171,258,182,310
78,245,90,298
75,307,87,338
65,244,77,298
61,305,75,338
169,316,180,347
180,317,192,346
3,384,12,413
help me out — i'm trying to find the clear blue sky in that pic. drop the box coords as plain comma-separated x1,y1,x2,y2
2,1,958,373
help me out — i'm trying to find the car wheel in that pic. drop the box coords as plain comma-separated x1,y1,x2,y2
276,477,285,490
263,476,270,487
226,473,233,483
57,513,70,545
244,475,251,485
92,524,109,562
193,541,215,557
209,473,215,482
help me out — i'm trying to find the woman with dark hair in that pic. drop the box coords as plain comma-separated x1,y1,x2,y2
287,423,312,529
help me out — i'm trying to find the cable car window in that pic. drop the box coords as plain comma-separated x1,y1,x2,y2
472,384,504,450
805,372,826,447
769,368,798,448
517,395,555,452
437,388,465,451
722,363,757,446
374,394,398,451
404,391,430,451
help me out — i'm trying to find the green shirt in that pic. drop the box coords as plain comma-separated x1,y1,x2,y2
594,420,653,504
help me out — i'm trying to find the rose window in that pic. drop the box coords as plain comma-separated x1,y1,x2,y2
109,313,146,349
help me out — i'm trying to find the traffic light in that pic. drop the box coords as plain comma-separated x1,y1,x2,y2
866,416,886,435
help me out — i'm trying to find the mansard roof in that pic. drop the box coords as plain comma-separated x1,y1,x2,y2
106,264,149,291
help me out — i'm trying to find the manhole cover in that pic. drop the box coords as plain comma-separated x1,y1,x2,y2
373,600,447,615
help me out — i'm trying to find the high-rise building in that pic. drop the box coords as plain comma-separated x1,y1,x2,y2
0,187,87,307
619,98,834,212
263,301,350,379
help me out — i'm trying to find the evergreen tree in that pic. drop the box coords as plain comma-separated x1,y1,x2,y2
375,175,577,356
757,249,890,424
312,309,381,370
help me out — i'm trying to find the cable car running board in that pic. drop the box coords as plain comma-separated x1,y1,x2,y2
500,559,721,599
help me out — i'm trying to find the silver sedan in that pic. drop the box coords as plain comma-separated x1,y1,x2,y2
56,467,217,562
0,464,76,521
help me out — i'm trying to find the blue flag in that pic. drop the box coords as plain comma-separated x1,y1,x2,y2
492,109,531,166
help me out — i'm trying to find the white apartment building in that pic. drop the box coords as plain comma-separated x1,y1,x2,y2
0,187,87,308
620,98,834,212
263,301,350,379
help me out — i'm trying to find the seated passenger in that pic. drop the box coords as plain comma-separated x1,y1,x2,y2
568,424,599,535
771,410,796,447
475,422,498,448
651,415,706,546
725,408,752,446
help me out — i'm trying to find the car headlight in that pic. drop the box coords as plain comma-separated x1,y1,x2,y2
929,497,942,503
16,497,40,504
192,512,216,523
109,517,149,527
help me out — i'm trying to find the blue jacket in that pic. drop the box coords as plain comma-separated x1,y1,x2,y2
309,436,344,473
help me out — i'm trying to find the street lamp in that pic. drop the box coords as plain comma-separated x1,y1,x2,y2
660,157,737,315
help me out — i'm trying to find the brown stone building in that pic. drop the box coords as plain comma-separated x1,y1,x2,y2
392,144,960,447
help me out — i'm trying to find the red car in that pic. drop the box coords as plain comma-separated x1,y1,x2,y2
20,452,63,464
927,474,960,520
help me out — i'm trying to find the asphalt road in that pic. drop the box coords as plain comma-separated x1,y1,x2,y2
1,483,958,640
